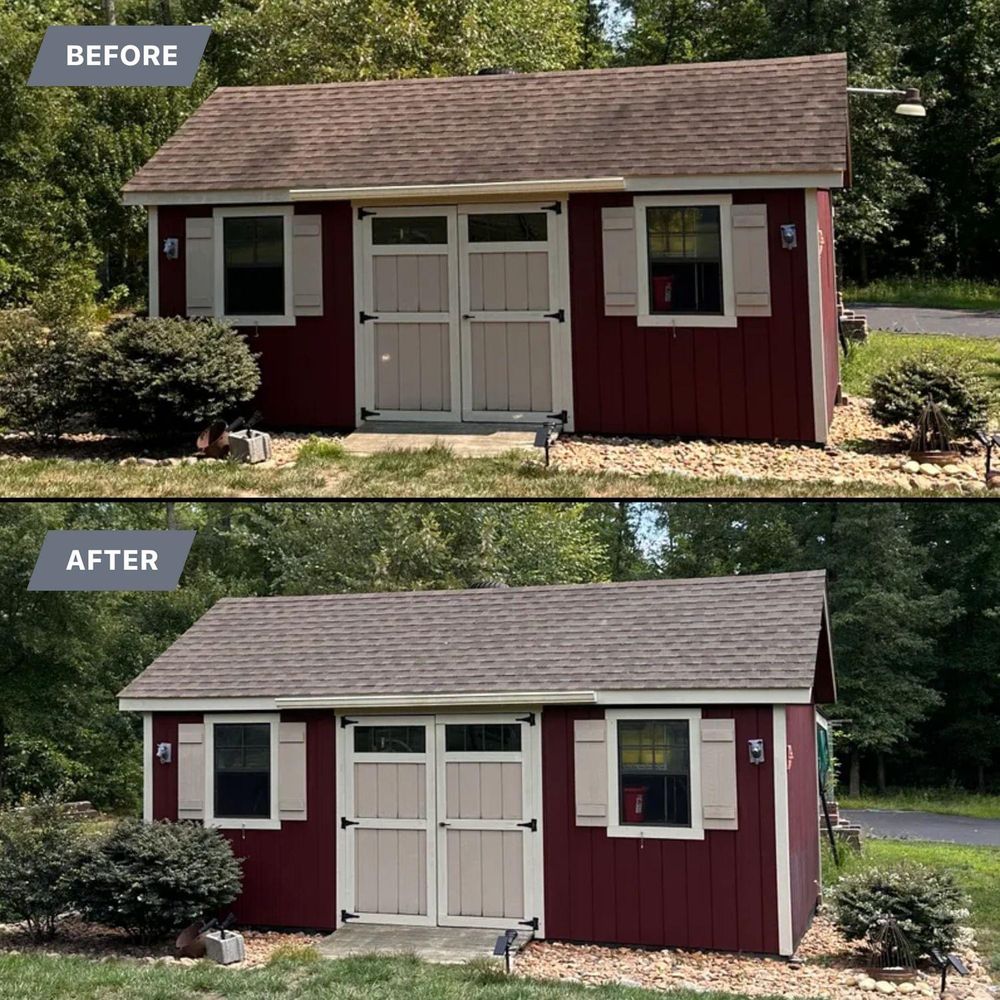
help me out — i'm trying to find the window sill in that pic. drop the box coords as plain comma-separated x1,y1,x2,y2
607,823,705,841
220,314,296,327
637,314,738,329
206,817,281,831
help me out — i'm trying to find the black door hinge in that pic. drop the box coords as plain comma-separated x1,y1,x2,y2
546,410,568,425
341,817,359,829
357,207,375,220
359,407,380,421
517,818,537,832
519,916,540,930
341,909,359,921
543,309,565,322
541,201,562,214
340,716,358,728
359,311,379,323
515,712,536,727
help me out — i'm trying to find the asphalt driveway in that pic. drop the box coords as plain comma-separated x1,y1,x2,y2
842,809,1000,846
847,302,1000,337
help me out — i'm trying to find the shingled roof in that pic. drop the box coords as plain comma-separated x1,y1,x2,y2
123,54,848,197
118,571,834,703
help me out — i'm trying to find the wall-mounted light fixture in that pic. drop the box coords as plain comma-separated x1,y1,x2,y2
847,86,926,117
156,742,172,764
162,237,179,260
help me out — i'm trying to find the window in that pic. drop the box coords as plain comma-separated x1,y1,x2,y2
467,212,547,242
445,723,521,752
354,725,426,753
606,708,704,840
205,714,280,829
372,216,448,246
635,195,735,329
213,206,294,325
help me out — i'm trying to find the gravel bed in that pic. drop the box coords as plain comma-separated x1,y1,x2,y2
516,918,997,1000
551,399,989,493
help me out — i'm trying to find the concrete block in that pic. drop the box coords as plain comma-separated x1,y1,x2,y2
203,930,245,965
228,429,272,464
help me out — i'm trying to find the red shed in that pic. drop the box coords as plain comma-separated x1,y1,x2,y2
119,571,836,956
124,55,849,443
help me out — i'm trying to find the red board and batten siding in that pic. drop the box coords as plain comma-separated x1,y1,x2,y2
786,704,821,943
542,706,781,954
568,190,819,443
816,190,841,423
155,202,356,429
151,711,337,930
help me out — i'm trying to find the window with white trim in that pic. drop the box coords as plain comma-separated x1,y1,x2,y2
606,708,704,840
635,195,735,329
213,207,294,326
205,713,280,829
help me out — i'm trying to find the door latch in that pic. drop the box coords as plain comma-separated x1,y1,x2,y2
516,818,538,832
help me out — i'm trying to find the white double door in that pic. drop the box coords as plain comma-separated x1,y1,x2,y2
358,204,566,423
339,713,540,929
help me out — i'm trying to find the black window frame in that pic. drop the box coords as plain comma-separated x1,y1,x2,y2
444,723,522,753
353,725,427,754
616,717,692,829
222,213,286,318
212,721,273,821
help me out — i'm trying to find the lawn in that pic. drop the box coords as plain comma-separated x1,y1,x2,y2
839,789,1000,821
842,277,1000,312
0,949,779,1000
841,330,1000,399
825,839,1000,976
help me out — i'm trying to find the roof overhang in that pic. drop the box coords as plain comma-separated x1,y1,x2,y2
812,594,837,703
118,686,815,713
121,171,845,207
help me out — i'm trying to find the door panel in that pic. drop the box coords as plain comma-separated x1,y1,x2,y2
469,321,552,412
375,323,450,411
446,829,524,919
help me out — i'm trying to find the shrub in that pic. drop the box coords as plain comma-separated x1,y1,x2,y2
829,862,970,957
94,317,260,434
870,354,991,438
0,797,87,940
28,254,101,332
0,309,93,441
72,819,242,941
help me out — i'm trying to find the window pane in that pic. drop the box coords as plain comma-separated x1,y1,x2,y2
223,216,284,316
353,725,426,753
372,216,448,245
467,213,547,242
213,723,270,820
445,724,521,752
646,206,723,315
618,720,691,827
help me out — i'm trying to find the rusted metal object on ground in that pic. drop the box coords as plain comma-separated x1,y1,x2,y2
197,420,230,458
175,921,208,959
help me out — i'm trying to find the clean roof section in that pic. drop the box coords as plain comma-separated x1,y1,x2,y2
118,571,834,702
124,54,848,196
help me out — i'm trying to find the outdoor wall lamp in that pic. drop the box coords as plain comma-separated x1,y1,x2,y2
156,741,172,764
847,86,926,117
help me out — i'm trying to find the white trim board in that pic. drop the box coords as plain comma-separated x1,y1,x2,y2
772,705,794,956
142,712,153,823
124,189,292,206
804,189,829,444
147,207,159,319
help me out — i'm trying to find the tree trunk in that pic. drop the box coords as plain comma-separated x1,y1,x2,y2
165,501,177,530
103,0,116,24
0,715,6,802
876,751,887,793
849,749,861,797
977,763,986,794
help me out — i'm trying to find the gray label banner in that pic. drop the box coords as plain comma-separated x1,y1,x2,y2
28,26,210,86
28,531,196,591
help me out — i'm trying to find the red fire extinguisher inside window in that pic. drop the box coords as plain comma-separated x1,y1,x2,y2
652,275,674,311
623,786,646,823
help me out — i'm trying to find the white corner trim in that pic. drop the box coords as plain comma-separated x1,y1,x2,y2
633,193,736,330
142,712,153,823
293,177,626,201
773,705,794,956
605,707,705,841
625,172,845,192
147,207,159,319
212,204,295,327
804,190,828,444
203,713,282,831
123,189,292,207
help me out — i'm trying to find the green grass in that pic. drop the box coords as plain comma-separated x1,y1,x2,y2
0,949,785,1000
839,789,1000,820
0,447,925,499
843,277,1000,312
841,330,1000,398
824,839,1000,975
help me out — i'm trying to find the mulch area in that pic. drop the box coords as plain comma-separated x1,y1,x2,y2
516,917,997,1000
0,917,319,969
551,398,989,493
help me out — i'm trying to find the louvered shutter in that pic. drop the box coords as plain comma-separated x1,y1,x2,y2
574,718,609,826
731,204,771,316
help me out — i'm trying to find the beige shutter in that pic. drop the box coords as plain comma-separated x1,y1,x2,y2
185,217,215,316
292,215,323,316
700,718,738,830
601,206,638,316
732,204,771,317
574,718,609,826
177,723,205,820
278,721,307,820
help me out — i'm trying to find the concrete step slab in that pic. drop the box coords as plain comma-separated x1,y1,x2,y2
317,922,530,964
341,421,542,459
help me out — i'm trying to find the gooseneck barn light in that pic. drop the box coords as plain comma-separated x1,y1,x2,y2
847,85,927,117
